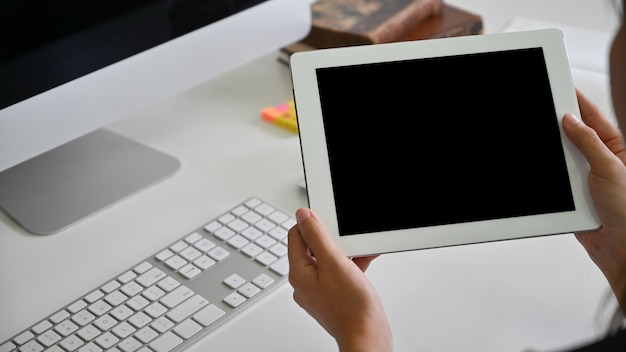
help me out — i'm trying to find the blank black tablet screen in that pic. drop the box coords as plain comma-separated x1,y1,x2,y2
315,47,575,236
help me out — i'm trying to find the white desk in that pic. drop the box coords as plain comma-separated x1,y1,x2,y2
0,1,621,351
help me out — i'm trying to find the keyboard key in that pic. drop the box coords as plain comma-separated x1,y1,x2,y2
93,314,117,331
172,320,201,340
253,203,274,216
193,239,215,253
255,219,276,233
241,243,263,257
110,305,133,321
78,342,101,352
55,320,79,337
117,337,141,352
95,332,118,349
155,249,173,262
161,287,193,309
270,257,290,276
88,300,112,317
252,273,274,289
207,247,229,261
127,312,151,329
133,262,152,274
76,325,100,342
112,322,135,339
134,327,158,344
136,268,166,288
156,277,179,292
142,286,165,301
178,264,201,280
37,330,61,347
255,252,278,266
164,255,186,271
241,211,262,224
150,317,174,334
217,213,235,225
238,283,261,298
192,256,215,270
144,303,168,319
59,335,83,352
268,210,289,224
203,221,221,233
244,198,261,208
184,232,203,244
67,301,88,314
169,241,187,253
127,295,149,311
20,340,43,352
241,226,262,240
213,227,235,241
120,282,143,297
179,247,201,261
50,310,70,324
149,332,182,352
72,310,96,326
31,321,52,335
104,292,128,307
223,274,245,289
0,342,16,352
117,272,137,284
192,305,225,327
223,292,246,308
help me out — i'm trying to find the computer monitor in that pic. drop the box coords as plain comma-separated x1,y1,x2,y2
0,0,311,235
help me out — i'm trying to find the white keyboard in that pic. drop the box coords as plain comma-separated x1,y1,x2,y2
1,197,295,352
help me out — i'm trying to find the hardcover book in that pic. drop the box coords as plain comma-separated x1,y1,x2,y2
279,4,483,65
303,0,443,49
395,4,483,41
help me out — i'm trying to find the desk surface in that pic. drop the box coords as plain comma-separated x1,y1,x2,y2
0,1,621,351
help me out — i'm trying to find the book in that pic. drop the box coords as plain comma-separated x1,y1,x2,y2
278,4,483,65
303,0,443,49
394,4,483,41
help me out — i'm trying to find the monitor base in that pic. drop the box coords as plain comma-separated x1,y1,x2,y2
0,129,180,235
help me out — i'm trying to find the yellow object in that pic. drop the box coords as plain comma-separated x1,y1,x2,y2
261,99,298,134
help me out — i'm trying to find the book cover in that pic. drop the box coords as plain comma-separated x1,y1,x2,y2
395,4,483,42
303,0,443,49
278,4,483,65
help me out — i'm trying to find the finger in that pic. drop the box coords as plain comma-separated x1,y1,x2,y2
352,255,379,272
576,90,625,156
294,208,345,263
562,113,623,175
287,224,319,290
287,223,315,267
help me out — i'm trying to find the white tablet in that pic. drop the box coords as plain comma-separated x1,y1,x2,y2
290,28,600,257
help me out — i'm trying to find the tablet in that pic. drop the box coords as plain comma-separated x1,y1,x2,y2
290,28,600,257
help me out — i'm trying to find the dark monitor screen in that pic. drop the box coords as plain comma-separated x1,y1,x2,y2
0,0,266,108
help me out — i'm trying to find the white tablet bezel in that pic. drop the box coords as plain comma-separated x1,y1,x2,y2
290,29,600,257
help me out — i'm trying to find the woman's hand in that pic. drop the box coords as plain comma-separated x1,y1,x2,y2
288,208,393,352
562,89,626,314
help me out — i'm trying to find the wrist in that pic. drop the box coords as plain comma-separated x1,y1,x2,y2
336,323,393,352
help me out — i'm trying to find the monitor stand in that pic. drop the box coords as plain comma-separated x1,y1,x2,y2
0,129,180,235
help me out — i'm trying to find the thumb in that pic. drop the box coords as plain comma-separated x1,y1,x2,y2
295,208,344,262
562,113,618,174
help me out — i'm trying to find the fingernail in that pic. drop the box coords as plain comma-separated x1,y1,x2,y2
564,113,581,124
296,208,312,224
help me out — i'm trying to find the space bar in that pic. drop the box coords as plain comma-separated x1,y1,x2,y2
149,332,183,352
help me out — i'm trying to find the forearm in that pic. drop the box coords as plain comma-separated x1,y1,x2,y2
578,232,626,316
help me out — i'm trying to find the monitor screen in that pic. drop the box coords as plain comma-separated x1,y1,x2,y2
1,0,276,109
0,0,311,234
